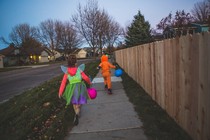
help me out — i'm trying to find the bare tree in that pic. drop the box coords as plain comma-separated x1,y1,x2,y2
174,10,193,27
36,19,59,60
97,18,124,53
191,0,210,23
55,21,81,56
157,13,174,32
105,18,124,53
38,19,57,51
156,10,193,38
0,36,10,46
96,9,108,55
72,0,100,57
72,0,122,56
8,23,37,47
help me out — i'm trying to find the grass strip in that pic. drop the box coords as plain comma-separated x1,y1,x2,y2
121,71,192,140
0,67,27,72
0,60,99,140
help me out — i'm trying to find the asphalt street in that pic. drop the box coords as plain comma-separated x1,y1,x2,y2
0,63,63,103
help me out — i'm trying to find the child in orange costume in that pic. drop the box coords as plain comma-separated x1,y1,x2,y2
98,55,116,94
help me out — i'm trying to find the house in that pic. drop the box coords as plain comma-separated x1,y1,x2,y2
172,23,209,37
191,23,209,33
19,46,53,64
84,47,101,57
39,48,52,63
0,44,53,66
54,49,63,60
72,48,87,58
0,44,19,66
0,54,4,68
83,47,94,57
53,48,68,61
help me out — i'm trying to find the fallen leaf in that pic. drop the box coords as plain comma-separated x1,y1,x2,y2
43,102,50,107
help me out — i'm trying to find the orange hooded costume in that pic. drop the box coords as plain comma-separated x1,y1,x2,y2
98,55,116,91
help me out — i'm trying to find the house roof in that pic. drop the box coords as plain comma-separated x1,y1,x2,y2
55,48,77,54
72,49,81,54
191,23,209,27
43,47,53,55
72,48,87,54
83,47,100,53
0,44,16,56
0,44,53,56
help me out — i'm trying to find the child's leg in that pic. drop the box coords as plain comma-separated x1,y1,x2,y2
103,76,108,90
73,104,80,125
107,75,112,89
103,76,107,86
103,72,110,90
73,104,81,115
107,75,113,94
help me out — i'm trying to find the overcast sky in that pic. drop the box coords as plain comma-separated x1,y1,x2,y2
0,0,202,49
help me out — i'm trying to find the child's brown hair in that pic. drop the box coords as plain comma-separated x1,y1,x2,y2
68,54,77,67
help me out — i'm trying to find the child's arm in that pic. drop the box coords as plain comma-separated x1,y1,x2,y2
109,62,116,69
97,63,102,69
81,72,91,84
58,74,68,97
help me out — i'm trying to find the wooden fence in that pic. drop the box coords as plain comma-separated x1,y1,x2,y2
115,32,210,140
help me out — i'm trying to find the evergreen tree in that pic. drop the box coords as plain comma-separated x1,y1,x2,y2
125,11,152,47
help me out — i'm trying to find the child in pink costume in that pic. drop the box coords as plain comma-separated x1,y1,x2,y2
59,55,91,125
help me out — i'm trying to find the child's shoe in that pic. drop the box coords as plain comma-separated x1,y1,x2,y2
108,89,112,94
73,114,79,125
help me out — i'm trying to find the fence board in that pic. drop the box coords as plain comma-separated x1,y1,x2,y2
187,33,199,139
207,32,210,140
150,43,156,100
136,46,141,85
163,39,168,112
144,44,151,94
156,41,165,108
173,37,181,124
141,46,145,87
164,39,172,115
178,35,190,131
131,47,136,81
206,32,210,140
197,32,210,140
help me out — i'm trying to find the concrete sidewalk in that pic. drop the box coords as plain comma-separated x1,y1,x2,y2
65,70,148,140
